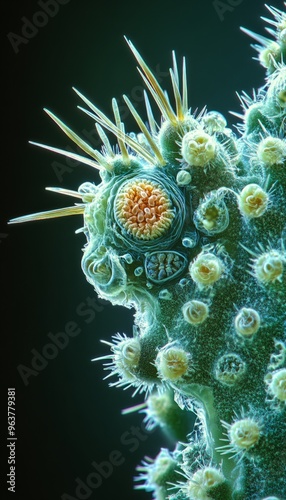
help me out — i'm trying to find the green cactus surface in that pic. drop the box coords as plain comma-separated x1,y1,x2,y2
9,4,286,499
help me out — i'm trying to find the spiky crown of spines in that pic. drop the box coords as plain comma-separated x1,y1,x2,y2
8,4,285,227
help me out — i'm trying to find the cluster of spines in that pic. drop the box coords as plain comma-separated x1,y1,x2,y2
241,3,286,74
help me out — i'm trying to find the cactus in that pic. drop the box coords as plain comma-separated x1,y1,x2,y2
9,4,286,500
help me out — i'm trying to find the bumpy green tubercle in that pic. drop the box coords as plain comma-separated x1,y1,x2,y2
81,23,286,500
12,5,286,500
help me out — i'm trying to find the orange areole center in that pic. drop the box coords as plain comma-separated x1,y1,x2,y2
115,179,174,240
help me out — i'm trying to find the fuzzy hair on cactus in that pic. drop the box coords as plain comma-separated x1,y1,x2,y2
9,4,286,500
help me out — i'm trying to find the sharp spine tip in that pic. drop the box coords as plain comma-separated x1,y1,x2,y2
240,26,271,46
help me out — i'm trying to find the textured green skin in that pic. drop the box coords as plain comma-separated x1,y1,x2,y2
20,6,283,500
79,13,286,500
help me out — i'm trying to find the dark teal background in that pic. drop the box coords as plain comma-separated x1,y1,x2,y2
3,0,282,499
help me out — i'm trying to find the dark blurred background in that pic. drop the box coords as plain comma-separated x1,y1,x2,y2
2,0,282,499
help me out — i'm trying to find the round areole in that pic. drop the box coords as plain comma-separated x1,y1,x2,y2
110,172,186,252
114,177,175,240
